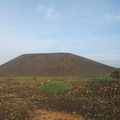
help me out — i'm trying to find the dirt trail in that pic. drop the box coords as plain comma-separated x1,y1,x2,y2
32,110,84,120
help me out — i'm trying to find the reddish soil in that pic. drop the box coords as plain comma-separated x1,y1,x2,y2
0,53,114,76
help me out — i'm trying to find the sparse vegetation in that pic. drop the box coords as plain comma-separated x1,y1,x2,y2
0,76,120,120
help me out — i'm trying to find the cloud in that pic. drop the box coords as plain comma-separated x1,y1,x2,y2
103,14,120,22
37,3,61,21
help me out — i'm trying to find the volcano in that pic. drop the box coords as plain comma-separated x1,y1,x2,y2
0,53,114,76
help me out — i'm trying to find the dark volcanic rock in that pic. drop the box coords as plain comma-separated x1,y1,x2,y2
110,68,120,79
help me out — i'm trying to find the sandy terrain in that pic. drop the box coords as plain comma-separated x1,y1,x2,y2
32,110,84,120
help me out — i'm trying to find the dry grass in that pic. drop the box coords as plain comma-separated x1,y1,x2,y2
0,76,120,120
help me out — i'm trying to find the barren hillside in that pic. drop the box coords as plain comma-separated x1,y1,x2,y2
0,53,114,76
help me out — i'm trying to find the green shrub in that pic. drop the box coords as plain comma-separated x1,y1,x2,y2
40,82,70,94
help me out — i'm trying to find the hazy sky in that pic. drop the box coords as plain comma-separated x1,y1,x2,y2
0,0,120,67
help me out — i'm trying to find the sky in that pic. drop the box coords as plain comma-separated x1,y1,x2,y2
0,0,120,67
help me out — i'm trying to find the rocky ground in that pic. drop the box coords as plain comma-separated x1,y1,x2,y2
0,76,120,120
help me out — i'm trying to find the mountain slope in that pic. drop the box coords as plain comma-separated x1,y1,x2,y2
0,53,115,76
